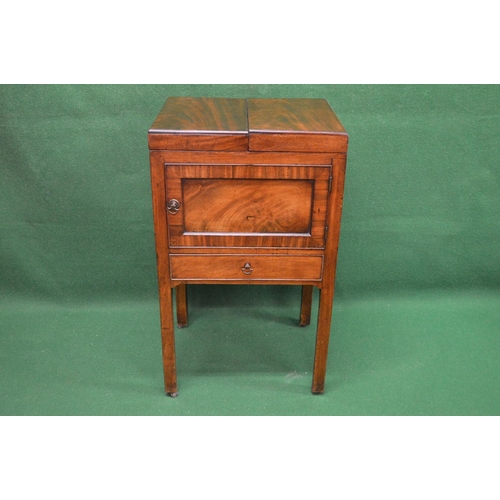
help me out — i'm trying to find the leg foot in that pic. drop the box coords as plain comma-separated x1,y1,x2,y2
167,391,179,398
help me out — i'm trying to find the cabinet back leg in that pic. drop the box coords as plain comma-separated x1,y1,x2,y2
176,284,188,327
299,285,313,326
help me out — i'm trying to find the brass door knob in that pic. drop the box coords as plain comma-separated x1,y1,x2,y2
241,262,253,275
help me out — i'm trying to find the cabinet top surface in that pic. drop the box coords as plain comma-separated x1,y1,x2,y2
150,97,248,134
149,97,348,152
247,98,346,134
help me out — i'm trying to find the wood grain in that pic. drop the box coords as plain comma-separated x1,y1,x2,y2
248,99,346,134
165,247,325,256
154,150,342,165
149,98,349,152
311,153,347,394
249,132,348,153
170,255,323,281
183,179,313,234
149,152,177,396
149,97,248,151
165,164,330,249
248,98,348,153
149,133,248,152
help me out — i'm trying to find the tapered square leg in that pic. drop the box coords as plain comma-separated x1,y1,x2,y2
299,285,313,326
311,286,335,394
176,284,188,328
160,286,178,397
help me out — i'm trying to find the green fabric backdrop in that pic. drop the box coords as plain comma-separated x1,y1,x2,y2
1,85,499,415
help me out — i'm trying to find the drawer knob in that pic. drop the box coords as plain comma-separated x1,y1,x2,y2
167,199,181,214
241,262,254,275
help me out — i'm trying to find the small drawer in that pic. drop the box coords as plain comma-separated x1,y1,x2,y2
170,255,323,281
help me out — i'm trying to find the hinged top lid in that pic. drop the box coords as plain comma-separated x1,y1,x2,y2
148,97,348,152
247,98,348,153
148,97,248,151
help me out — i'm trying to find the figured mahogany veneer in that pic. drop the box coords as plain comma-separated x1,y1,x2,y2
182,179,314,234
248,98,348,153
165,163,330,249
149,97,248,151
149,97,348,396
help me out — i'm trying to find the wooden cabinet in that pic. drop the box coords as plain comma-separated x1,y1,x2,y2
149,97,348,396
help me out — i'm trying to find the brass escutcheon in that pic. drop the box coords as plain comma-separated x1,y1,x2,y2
167,199,181,214
241,262,253,275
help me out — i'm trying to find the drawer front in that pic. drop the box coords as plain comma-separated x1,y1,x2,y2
170,255,323,281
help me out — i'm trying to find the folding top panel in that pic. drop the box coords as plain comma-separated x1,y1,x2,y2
149,97,348,153
247,98,348,153
148,97,248,151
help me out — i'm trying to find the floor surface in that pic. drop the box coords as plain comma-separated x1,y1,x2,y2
1,286,499,415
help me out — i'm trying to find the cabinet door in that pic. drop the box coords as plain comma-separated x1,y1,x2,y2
165,164,331,249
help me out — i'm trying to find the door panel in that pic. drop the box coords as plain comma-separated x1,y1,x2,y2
183,179,313,234
165,164,331,248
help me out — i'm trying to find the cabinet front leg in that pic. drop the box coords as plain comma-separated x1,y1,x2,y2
311,286,334,394
299,285,313,327
160,286,178,397
176,284,188,328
